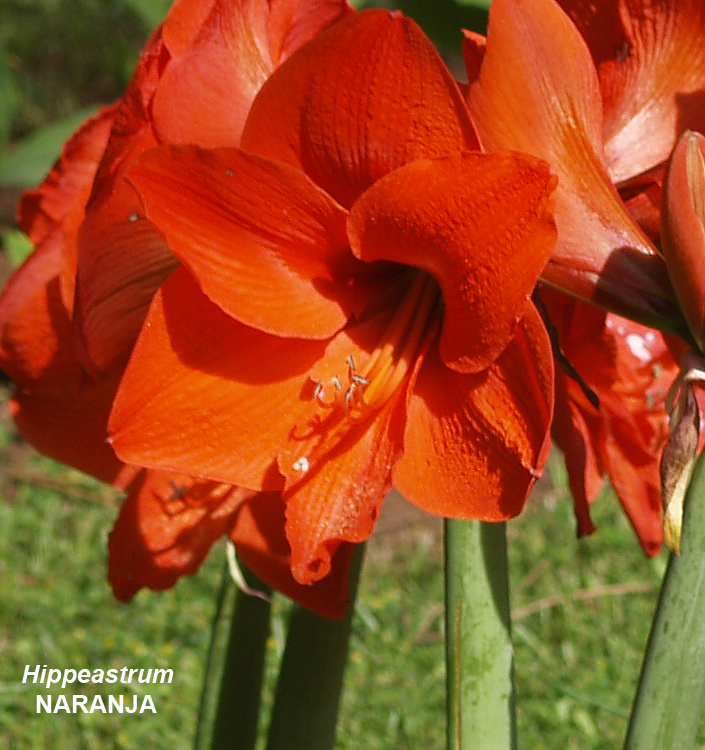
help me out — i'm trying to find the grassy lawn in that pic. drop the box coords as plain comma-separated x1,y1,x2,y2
1,406,701,748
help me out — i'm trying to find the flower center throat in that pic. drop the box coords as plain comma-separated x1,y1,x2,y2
286,270,442,478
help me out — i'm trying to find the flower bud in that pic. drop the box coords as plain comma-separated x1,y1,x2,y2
662,130,705,351
661,381,700,554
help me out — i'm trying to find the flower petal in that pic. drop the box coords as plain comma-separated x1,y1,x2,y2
347,152,556,373
17,106,116,246
130,146,355,339
9,375,132,487
232,492,355,618
108,469,250,601
559,0,705,182
661,131,705,349
393,303,553,519
75,188,178,375
0,232,75,385
552,367,602,537
240,9,479,208
153,0,353,148
0,249,131,485
601,406,664,555
282,388,405,584
468,0,680,329
73,33,177,375
618,163,665,245
544,289,672,554
109,267,327,490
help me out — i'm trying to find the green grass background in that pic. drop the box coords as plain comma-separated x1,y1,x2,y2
1,412,698,749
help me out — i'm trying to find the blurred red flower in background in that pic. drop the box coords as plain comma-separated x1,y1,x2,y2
542,289,680,555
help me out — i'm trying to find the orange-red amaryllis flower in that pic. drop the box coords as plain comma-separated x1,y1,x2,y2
543,289,680,555
466,0,700,336
73,0,353,376
0,0,364,619
109,10,558,586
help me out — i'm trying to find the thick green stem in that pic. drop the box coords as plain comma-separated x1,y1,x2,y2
194,558,272,750
445,519,516,750
624,450,705,749
265,544,365,750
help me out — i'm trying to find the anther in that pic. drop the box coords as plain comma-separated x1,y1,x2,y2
168,481,188,500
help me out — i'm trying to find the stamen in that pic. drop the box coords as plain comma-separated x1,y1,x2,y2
287,270,442,479
362,273,440,407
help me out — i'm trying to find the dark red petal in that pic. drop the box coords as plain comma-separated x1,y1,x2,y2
17,106,116,245
552,368,601,537
240,9,478,208
601,406,664,555
74,184,177,375
108,470,250,601
73,32,175,374
9,375,132,488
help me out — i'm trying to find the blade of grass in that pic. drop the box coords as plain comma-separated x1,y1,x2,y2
445,519,516,750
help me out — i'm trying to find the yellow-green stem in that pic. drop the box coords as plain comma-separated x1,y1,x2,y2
445,519,516,750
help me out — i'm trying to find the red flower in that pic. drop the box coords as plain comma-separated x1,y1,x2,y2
0,0,359,618
109,10,557,585
466,0,698,334
465,0,705,553
74,0,353,375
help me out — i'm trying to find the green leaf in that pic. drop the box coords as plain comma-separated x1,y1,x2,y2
122,0,173,30
396,0,489,46
453,0,492,9
0,42,18,154
0,108,98,188
1,230,33,268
